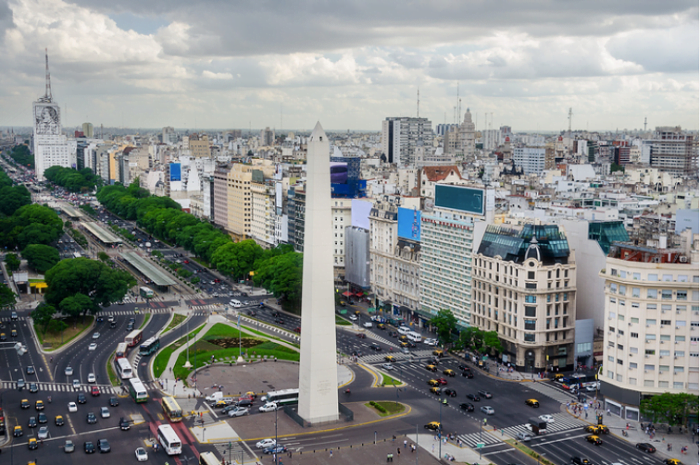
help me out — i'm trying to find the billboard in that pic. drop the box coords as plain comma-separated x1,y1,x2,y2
169,163,181,181
34,103,61,135
398,207,421,241
435,185,484,215
330,162,348,184
351,199,373,230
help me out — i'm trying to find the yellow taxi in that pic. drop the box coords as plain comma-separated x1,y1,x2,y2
212,400,228,409
35,400,45,411
430,387,441,395
427,379,439,387
13,425,23,437
525,399,540,408
55,415,65,426
11,329,17,337
425,364,437,372
385,355,396,362
433,349,444,357
424,421,442,431
398,335,408,342
0,332,6,341
585,435,603,446
400,341,409,348
377,323,386,329
553,373,564,381
597,425,610,434
663,459,683,465
443,369,455,377
28,437,38,450
245,391,257,399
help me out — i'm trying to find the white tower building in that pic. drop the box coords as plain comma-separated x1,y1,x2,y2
297,122,339,424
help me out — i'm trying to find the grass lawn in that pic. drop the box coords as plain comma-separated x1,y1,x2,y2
139,313,151,330
335,316,351,325
163,314,186,334
106,353,119,386
505,439,555,465
380,373,400,386
366,401,406,416
153,324,206,378
34,317,93,351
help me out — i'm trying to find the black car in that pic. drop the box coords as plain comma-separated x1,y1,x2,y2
87,412,97,424
29,382,38,393
571,457,591,465
77,392,87,404
126,323,134,331
370,343,382,351
466,394,481,402
26,366,35,375
443,389,457,397
236,398,253,408
462,370,474,378
96,317,104,323
478,390,493,399
109,397,119,407
458,364,469,371
459,402,475,411
28,416,37,428
635,443,656,453
84,441,96,454
119,417,131,431
97,439,111,453
38,412,47,424
388,331,399,338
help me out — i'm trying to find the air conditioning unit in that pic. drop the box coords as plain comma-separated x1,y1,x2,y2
676,327,680,330
617,334,621,338
659,371,663,374
675,341,678,344
644,370,648,373
646,325,650,327
661,325,665,328
661,341,664,344
674,356,677,359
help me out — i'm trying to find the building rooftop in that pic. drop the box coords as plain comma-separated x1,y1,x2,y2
477,224,571,265
608,243,690,264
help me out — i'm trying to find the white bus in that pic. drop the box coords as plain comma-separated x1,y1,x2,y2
115,358,133,380
128,378,149,403
407,331,422,343
261,388,299,406
157,424,182,455
398,326,411,335
199,451,221,465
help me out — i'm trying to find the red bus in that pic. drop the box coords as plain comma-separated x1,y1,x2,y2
125,330,143,347
116,342,128,359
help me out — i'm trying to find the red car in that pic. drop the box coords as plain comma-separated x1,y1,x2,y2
294,327,301,333
183,260,189,264
356,333,366,339
214,279,221,283
90,386,100,396
436,378,448,385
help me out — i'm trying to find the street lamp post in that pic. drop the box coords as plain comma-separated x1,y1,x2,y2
274,406,279,465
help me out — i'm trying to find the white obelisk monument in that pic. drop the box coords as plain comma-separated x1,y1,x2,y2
297,122,339,424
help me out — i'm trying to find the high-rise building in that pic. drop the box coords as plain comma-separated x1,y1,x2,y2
188,133,211,158
642,126,698,176
260,127,275,146
513,146,547,176
162,126,176,144
381,117,433,166
458,109,476,161
81,122,94,138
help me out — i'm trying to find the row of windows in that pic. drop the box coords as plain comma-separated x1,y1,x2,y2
607,373,692,390
610,270,699,283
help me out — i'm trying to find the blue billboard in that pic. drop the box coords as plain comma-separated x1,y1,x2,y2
398,207,421,241
170,163,181,181
435,185,484,215
330,157,364,198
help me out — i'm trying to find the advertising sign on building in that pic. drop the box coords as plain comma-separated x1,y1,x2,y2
169,163,181,181
398,207,421,241
435,185,484,215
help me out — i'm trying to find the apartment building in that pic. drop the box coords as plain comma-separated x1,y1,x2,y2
332,198,352,272
250,175,276,248
599,231,699,420
472,224,577,371
212,164,231,230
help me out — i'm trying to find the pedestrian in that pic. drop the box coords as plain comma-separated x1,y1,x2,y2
411,444,416,453
404,439,407,449
397,447,401,457
329,450,333,458
432,444,435,453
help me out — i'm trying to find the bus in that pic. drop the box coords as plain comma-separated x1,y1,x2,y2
115,358,133,380
261,388,299,406
562,373,596,390
125,329,143,347
115,342,128,359
140,287,154,299
407,331,422,343
157,424,182,455
139,337,160,356
128,378,149,403
0,407,5,434
161,396,183,423
199,451,221,465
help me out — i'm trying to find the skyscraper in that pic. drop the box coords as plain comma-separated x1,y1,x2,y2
381,117,433,166
458,108,476,162
82,122,94,138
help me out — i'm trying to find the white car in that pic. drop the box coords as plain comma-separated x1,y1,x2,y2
423,338,438,346
256,438,277,449
258,402,280,413
348,315,358,321
480,406,495,415
227,407,249,417
381,363,394,371
68,402,78,413
539,414,555,424
72,379,80,389
88,343,97,351
363,321,373,328
135,447,148,462
87,373,96,383
100,407,110,418
585,385,597,392
92,332,100,339
64,367,73,376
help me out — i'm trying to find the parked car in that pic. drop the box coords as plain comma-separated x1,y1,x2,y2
227,407,249,417
459,402,474,411
256,438,277,449
635,443,656,453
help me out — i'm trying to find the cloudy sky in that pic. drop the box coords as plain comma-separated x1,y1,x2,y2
0,0,697,132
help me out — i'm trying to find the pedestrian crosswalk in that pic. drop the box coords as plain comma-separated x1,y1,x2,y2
525,381,577,404
1,380,162,393
99,308,207,317
361,350,436,363
456,413,587,448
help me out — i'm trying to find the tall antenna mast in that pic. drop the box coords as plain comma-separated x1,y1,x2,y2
568,107,573,134
458,98,461,124
39,48,53,103
644,117,647,132
416,88,420,118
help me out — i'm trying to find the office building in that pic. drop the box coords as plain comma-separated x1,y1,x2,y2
189,133,211,158
82,122,94,138
381,117,434,166
458,109,476,161
514,146,547,176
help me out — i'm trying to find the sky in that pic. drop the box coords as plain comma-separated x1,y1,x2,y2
0,0,697,132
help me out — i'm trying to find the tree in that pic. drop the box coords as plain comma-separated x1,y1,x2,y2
97,252,110,262
59,293,94,320
45,258,136,317
483,331,503,354
211,240,264,279
0,282,16,310
253,252,303,312
429,309,458,347
0,184,31,216
640,393,699,426
458,327,485,352
47,319,68,335
22,244,61,274
4,253,20,272
31,304,56,334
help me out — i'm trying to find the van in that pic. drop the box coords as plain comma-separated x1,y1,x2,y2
407,331,422,343
230,300,241,308
398,326,411,335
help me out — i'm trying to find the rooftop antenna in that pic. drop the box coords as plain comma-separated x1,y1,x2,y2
416,88,420,118
38,48,53,103
458,98,461,123
568,107,573,134
644,117,647,132
280,103,283,131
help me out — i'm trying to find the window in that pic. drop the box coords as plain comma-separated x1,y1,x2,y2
660,335,671,341
660,320,671,326
644,364,655,371
648,273,658,281
673,382,684,389
647,289,658,299
646,319,657,325
524,333,535,342
647,304,657,310
618,314,625,321
631,317,639,323
620,300,626,306
678,275,688,283
673,366,684,374
524,319,536,330
629,377,637,385
677,290,687,300
617,359,623,365
617,343,624,349
528,271,535,279
674,351,685,357
525,296,536,303
610,298,617,304
607,371,614,379
610,283,618,293
659,365,669,372
676,321,686,327
646,334,656,341
577,342,592,352
630,347,638,354
658,381,668,388
619,285,627,295
631,332,639,338
632,288,640,297
629,362,637,369
609,311,616,319
662,290,672,300
660,350,671,356
644,380,654,387
608,355,614,362
675,336,686,342
525,306,536,317
633,272,641,280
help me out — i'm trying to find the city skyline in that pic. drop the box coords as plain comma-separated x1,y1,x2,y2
0,0,697,131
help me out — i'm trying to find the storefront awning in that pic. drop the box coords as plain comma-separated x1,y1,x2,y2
367,307,376,313
342,291,353,297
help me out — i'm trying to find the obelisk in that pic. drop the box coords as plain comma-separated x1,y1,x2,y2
297,122,339,424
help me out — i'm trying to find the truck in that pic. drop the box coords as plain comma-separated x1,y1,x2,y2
526,418,547,435
205,392,233,403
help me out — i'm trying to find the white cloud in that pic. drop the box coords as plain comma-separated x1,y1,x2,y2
202,70,233,80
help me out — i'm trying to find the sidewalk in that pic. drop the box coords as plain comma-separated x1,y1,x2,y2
565,403,698,462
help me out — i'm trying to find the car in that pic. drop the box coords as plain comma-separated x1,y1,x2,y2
259,402,280,413
108,315,115,322
64,439,75,453
73,379,81,389
539,414,555,424
525,399,540,408
466,394,481,402
381,363,395,371
363,321,372,328
585,385,597,392
425,364,437,372
635,443,656,453
38,426,49,439
101,406,111,418
478,390,493,399
256,438,277,449
84,441,96,454
398,335,408,342
228,407,249,417
26,365,35,375
462,370,474,378
377,323,387,330
65,366,73,376
76,392,87,404
13,425,23,437
17,378,26,389
459,402,475,411
96,316,104,323
424,421,442,431
443,369,455,377
585,435,603,446
87,412,97,424
89,342,97,351
109,397,119,407
88,373,96,383
97,438,111,453
135,447,148,461
119,417,131,431
28,437,38,450
516,431,533,442
480,406,495,415
400,347,410,354
433,349,444,357
28,416,37,427
430,386,441,395
29,382,38,393
444,389,457,397
428,379,439,387
583,425,601,434
0,333,5,341
55,415,65,426
38,412,47,424
126,323,134,331
424,338,438,346
21,398,30,409
264,445,288,455
663,459,682,465
370,343,381,351
92,332,100,339
91,386,100,396
68,401,78,412
389,331,399,338
436,378,448,385
571,457,591,465
385,355,396,362
348,315,358,321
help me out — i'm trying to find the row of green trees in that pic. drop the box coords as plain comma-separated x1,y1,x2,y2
0,166,32,217
43,166,102,193
7,144,34,169
430,309,503,353
0,204,64,250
